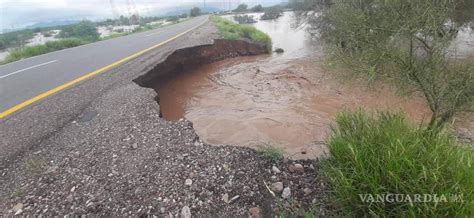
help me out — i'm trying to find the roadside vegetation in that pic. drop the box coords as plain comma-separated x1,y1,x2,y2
1,38,90,64
319,0,474,131
190,7,202,17
324,111,473,216
256,145,284,163
211,16,272,52
288,0,474,216
0,30,35,50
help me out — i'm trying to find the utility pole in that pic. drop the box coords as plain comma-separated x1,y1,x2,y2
109,0,119,18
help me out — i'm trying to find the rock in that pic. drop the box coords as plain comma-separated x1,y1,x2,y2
288,164,304,173
131,143,138,149
294,164,304,173
249,207,261,218
66,194,74,202
271,166,281,174
282,187,291,199
303,188,312,195
222,193,229,203
70,186,76,192
181,206,191,218
160,207,166,213
229,195,240,203
288,165,295,173
14,209,23,215
185,179,192,186
270,182,284,193
12,203,23,213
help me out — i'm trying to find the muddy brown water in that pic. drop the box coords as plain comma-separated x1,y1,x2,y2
157,12,473,159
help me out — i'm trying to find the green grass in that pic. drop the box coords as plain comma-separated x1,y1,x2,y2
211,16,272,52
323,110,474,216
101,32,130,41
1,38,91,64
257,144,284,162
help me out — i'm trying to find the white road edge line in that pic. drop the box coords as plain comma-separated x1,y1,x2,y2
0,60,58,79
145,30,164,37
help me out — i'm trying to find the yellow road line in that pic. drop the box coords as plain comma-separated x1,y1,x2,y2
0,18,207,119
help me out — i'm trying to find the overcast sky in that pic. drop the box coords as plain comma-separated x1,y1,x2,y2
0,0,284,31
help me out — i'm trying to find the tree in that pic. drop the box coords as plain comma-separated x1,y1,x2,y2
234,3,248,12
166,16,179,22
59,20,99,40
289,0,330,10
261,6,283,20
251,4,263,12
317,0,474,130
190,7,201,17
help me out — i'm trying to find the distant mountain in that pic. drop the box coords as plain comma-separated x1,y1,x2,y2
26,20,80,29
163,6,222,17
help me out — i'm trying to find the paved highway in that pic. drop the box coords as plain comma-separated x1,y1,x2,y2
0,16,208,115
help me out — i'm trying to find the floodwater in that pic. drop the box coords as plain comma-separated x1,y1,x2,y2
158,12,473,159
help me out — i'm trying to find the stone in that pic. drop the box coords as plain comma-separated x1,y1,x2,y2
288,165,296,173
131,143,138,149
160,207,166,213
66,194,74,202
249,207,261,218
185,179,192,186
181,206,191,218
288,164,304,173
282,187,291,199
294,164,304,173
270,182,284,193
229,195,240,203
303,188,312,196
222,193,229,203
271,166,281,174
70,186,76,192
14,209,23,215
12,203,23,213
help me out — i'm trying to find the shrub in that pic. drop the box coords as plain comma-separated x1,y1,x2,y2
59,20,99,40
190,7,201,17
317,1,474,130
323,111,474,216
211,16,272,52
1,38,88,64
257,145,284,163
261,6,283,20
275,48,284,53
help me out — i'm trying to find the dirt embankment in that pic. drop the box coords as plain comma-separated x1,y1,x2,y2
134,39,267,88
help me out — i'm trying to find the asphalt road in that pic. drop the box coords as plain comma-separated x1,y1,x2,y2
0,16,208,113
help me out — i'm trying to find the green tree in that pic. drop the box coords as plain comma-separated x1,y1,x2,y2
261,6,283,20
190,7,201,17
166,16,179,22
59,20,99,40
318,0,474,130
251,4,263,12
234,3,248,12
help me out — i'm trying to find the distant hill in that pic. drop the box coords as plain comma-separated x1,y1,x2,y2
163,6,222,17
26,20,80,29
